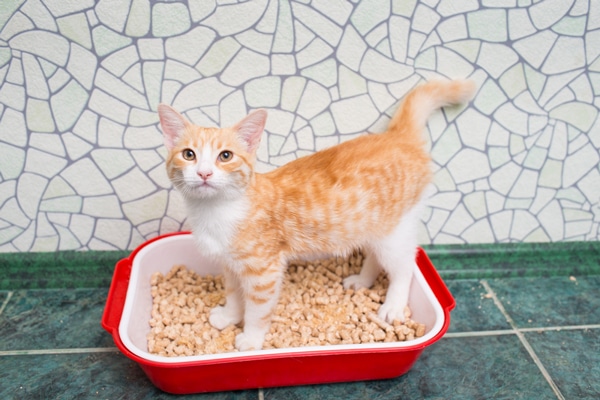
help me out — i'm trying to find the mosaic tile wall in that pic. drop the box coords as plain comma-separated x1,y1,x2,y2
0,0,599,252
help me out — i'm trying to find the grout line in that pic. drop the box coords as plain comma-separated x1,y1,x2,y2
0,347,120,357
519,324,600,333
1,323,597,357
445,323,600,339
445,329,516,338
480,280,565,400
0,291,13,316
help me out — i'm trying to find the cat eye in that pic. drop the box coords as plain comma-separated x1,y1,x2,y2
218,150,233,162
182,149,196,161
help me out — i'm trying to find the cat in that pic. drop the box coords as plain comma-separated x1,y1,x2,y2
157,79,476,351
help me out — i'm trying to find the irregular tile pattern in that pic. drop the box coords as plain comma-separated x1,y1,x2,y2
0,0,599,251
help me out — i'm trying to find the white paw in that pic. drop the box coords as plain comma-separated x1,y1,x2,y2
209,306,241,330
378,301,406,323
235,331,265,351
343,274,372,290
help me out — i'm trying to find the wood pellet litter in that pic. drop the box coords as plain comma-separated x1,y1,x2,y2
147,253,426,357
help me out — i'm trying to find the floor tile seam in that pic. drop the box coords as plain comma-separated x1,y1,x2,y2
0,291,13,316
2,326,597,358
1,327,596,357
445,324,600,339
519,324,600,333
480,280,566,400
0,347,119,356
444,329,516,338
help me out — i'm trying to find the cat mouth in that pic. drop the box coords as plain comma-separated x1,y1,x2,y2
191,180,218,194
178,178,220,197
195,181,214,189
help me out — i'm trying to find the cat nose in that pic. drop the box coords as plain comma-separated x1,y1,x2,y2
197,171,213,180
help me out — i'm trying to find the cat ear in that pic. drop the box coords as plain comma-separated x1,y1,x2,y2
158,104,189,150
234,109,267,153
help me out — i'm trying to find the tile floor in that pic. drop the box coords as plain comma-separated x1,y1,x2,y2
1,248,599,399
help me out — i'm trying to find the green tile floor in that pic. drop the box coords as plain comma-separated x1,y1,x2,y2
1,242,599,399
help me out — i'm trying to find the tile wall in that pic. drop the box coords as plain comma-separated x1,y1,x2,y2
0,0,599,252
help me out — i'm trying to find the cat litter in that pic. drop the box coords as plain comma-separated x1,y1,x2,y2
102,232,455,394
146,256,427,356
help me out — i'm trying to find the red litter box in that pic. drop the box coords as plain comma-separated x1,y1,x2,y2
102,232,455,394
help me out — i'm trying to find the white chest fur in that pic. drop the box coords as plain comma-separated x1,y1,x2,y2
184,197,249,259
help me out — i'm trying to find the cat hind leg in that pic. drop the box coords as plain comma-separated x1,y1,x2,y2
342,249,381,290
371,204,422,323
375,245,416,323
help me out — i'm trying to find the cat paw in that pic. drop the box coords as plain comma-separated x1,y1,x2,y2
343,274,372,290
378,301,406,323
209,306,242,330
235,331,265,351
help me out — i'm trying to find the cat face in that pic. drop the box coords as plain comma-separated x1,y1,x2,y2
158,105,267,200
167,129,249,199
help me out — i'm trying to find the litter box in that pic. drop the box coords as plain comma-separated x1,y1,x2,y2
101,232,455,394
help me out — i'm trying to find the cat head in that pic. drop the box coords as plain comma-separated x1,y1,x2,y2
158,105,267,200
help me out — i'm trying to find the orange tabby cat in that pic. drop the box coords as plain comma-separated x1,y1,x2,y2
158,79,476,351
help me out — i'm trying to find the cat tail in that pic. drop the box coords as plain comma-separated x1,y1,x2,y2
387,79,476,140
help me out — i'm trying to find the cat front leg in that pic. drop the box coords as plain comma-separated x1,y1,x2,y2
235,263,284,351
209,267,244,330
